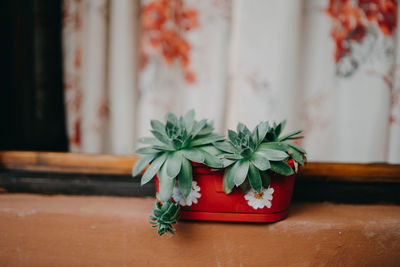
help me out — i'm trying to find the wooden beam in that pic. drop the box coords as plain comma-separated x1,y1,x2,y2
0,151,399,183
296,162,400,183
0,151,138,175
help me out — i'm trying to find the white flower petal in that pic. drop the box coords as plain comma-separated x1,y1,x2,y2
172,186,184,204
174,181,202,207
247,197,258,209
264,194,273,201
244,187,274,209
193,192,201,199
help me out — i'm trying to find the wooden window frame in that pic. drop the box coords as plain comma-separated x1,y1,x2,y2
0,151,399,203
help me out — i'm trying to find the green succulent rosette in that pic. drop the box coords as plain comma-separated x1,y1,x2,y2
214,121,306,194
263,120,307,166
149,200,180,236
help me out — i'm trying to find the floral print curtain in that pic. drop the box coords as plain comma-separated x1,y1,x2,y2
62,0,399,163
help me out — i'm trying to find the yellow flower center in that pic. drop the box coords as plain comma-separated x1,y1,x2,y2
254,192,264,200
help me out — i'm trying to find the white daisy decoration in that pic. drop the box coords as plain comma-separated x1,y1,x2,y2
244,187,274,210
172,181,201,206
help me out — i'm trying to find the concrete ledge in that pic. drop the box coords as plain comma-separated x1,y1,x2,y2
0,194,399,266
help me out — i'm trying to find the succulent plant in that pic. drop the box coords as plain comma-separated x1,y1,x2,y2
133,111,307,236
132,110,224,235
149,200,180,236
214,121,302,194
262,120,306,166
132,110,224,201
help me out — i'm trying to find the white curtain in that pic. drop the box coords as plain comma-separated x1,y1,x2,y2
62,0,400,163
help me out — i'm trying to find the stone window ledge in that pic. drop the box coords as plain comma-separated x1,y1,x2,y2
0,194,399,266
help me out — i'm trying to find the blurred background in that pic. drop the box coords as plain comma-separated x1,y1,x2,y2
1,0,399,163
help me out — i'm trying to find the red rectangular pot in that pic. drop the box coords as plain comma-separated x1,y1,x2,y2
156,160,296,223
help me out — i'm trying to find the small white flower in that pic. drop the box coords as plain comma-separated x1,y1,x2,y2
244,187,274,210
172,181,201,206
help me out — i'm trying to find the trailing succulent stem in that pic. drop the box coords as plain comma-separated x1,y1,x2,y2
149,200,180,236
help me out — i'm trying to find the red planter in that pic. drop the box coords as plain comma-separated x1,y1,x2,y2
156,160,296,223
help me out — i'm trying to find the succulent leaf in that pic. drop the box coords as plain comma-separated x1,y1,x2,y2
288,142,306,154
141,153,168,185
165,152,182,178
165,112,178,126
221,158,235,168
157,163,176,202
270,161,294,176
132,153,157,177
190,133,224,147
196,147,224,168
213,141,236,153
231,159,250,186
177,157,192,198
223,165,235,194
260,171,271,188
190,119,207,137
250,152,270,171
221,153,243,160
278,129,303,142
197,122,214,135
275,120,286,137
228,130,237,144
257,148,288,161
288,149,304,164
248,163,262,192
151,130,170,145
136,146,161,154
199,144,224,156
182,148,205,163
259,142,289,151
262,121,306,165
153,145,175,151
257,122,269,144
150,120,165,133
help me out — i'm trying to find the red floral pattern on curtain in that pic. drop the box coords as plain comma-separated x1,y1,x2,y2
367,66,400,124
140,0,199,83
61,0,400,162
63,0,83,150
326,0,397,62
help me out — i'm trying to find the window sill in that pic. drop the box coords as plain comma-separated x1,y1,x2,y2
0,193,399,266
